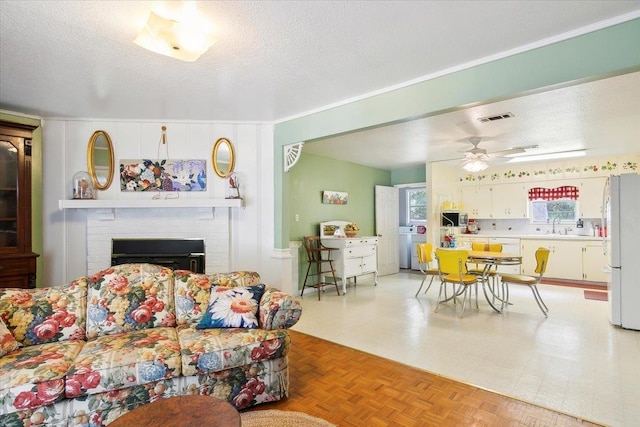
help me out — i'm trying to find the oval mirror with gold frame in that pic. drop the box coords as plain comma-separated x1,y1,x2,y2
87,130,115,190
212,137,236,178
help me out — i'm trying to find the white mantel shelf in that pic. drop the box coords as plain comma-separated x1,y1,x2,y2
58,198,244,210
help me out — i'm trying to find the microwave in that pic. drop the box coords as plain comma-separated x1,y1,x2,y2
441,211,469,227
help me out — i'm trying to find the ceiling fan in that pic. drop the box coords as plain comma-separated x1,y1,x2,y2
460,137,536,172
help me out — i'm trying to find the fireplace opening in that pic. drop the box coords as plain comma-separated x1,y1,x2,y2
111,238,205,273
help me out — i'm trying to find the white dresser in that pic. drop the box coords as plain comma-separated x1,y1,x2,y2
319,221,379,294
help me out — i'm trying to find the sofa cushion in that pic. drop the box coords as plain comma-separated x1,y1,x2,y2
174,270,261,326
65,327,182,399
177,325,290,377
86,264,176,339
0,317,21,356
0,340,85,414
197,284,266,329
0,278,88,346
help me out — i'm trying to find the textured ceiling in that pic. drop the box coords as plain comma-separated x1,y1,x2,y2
1,1,640,169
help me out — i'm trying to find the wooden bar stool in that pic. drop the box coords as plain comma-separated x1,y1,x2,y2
301,236,341,300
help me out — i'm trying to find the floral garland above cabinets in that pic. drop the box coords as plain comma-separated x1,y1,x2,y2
621,161,638,171
458,153,639,185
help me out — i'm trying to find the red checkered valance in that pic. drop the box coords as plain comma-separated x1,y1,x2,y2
528,186,579,201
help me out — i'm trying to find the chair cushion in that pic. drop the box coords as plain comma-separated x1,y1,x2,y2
0,278,88,346
0,317,21,356
500,274,537,285
174,270,261,326
86,264,175,340
65,327,182,398
178,325,290,376
0,340,85,414
442,274,478,284
468,268,497,276
197,285,266,329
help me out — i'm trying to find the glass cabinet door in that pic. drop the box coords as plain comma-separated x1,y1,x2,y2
0,139,18,248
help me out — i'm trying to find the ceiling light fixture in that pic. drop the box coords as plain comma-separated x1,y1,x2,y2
134,6,217,62
506,150,587,163
462,158,489,173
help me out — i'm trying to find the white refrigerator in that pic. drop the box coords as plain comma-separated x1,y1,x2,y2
606,173,640,330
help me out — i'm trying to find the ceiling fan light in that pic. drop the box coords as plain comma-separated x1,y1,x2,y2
462,158,489,173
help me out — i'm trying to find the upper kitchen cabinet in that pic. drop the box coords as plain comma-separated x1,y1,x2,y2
491,183,528,219
579,177,606,219
460,186,492,218
0,121,39,288
461,183,528,219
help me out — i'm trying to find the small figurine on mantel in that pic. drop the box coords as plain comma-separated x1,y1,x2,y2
225,173,241,199
72,171,95,199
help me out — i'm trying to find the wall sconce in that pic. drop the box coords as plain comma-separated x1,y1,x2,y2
134,8,217,62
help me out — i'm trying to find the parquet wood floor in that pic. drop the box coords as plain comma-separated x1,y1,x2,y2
245,330,601,427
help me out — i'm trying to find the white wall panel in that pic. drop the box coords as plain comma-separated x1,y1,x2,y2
42,119,289,292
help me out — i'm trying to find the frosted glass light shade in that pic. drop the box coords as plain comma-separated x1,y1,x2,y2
134,11,217,62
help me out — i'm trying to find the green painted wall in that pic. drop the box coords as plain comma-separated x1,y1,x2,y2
274,18,640,248
391,166,426,185
0,112,43,287
289,152,390,289
289,152,390,240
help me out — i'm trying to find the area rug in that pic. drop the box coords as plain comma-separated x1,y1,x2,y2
241,409,336,427
584,290,608,301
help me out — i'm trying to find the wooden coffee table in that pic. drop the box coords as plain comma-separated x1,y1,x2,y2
109,395,240,427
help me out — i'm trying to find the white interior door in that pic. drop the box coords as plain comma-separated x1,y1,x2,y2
375,185,399,276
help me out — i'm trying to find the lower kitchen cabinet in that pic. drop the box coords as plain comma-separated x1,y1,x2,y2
582,243,608,283
521,238,608,282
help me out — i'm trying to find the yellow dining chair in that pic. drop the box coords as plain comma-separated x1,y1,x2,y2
414,243,439,297
468,242,502,284
499,247,550,316
434,249,480,317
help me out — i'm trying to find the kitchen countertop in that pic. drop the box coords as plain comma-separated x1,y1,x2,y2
458,233,606,241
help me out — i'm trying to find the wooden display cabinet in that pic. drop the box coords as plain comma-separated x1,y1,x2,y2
0,121,39,288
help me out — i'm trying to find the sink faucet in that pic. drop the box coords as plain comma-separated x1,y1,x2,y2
552,218,559,234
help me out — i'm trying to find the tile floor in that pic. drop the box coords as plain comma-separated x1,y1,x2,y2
292,271,640,427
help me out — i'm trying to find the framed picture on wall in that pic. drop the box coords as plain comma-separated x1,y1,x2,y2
322,190,348,205
120,159,206,191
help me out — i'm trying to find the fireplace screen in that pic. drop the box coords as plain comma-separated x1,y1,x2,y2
111,238,205,273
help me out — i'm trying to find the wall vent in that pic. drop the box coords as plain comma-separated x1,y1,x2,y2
477,112,514,123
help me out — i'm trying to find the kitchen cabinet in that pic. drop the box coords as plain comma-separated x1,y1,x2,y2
455,236,487,249
579,177,606,219
460,186,492,218
521,238,607,282
491,183,529,219
0,121,39,288
582,242,608,283
461,183,528,219
521,239,582,280
321,237,378,294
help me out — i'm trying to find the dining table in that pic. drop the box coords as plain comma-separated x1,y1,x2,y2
466,250,522,313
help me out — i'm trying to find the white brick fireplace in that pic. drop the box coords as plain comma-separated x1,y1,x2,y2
85,207,231,275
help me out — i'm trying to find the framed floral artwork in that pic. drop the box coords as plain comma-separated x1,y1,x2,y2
322,190,348,205
120,159,207,192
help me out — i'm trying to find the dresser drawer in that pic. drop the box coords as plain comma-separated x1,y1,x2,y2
345,245,376,258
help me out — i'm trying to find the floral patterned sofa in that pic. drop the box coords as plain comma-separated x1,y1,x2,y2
0,264,302,426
